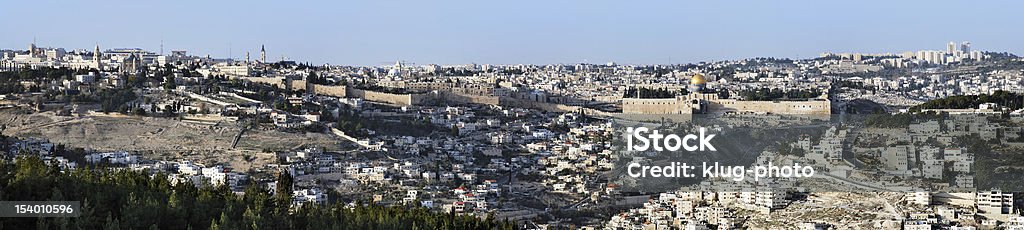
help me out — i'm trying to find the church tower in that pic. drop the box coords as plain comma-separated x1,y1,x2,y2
260,45,266,63
93,44,102,70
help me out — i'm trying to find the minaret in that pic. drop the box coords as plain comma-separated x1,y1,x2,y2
245,51,250,64
29,42,37,57
260,45,266,63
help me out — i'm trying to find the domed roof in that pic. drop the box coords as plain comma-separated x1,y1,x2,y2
689,74,706,85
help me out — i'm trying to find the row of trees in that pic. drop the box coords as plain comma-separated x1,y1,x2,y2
622,87,687,99
863,112,945,129
273,100,302,114
0,67,92,94
438,68,481,77
334,108,371,137
913,90,1024,111
87,88,138,113
834,80,876,91
305,72,332,85
0,156,513,230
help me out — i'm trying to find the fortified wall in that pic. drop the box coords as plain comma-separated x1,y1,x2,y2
710,99,831,115
621,93,831,115
238,76,428,106
237,76,613,114
437,91,501,105
244,76,286,87
346,87,431,106
622,98,692,114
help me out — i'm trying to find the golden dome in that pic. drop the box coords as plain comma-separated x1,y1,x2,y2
689,74,706,85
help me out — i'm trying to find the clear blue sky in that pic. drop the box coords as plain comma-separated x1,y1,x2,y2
2,0,1021,66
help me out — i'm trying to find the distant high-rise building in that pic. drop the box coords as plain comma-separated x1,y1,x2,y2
947,42,957,54
960,41,971,54
901,51,915,59
970,50,983,61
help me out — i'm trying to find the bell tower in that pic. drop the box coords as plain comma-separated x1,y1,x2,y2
93,43,102,69
260,45,266,63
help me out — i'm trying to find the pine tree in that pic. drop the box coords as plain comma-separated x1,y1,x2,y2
274,170,293,210
208,219,219,230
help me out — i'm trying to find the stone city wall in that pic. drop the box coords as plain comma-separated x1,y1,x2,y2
243,76,286,87
346,87,418,106
621,96,830,115
439,91,501,105
238,76,616,114
499,97,610,116
710,99,831,115
621,98,688,114
310,84,347,98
